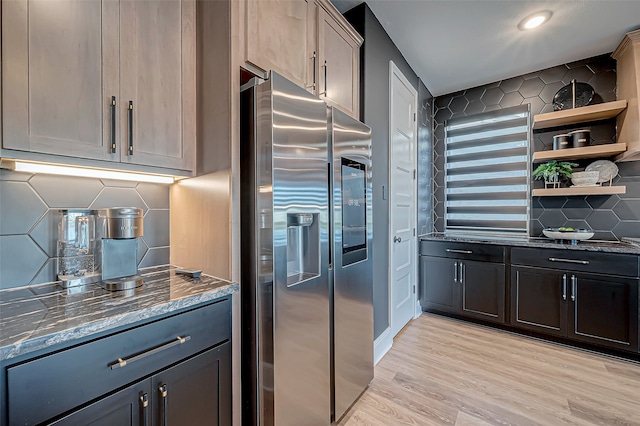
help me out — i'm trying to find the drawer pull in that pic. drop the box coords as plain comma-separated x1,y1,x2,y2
110,335,191,370
562,274,567,301
446,249,473,254
454,261,458,283
548,257,589,265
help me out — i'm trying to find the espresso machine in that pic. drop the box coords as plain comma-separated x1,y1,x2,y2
57,207,144,290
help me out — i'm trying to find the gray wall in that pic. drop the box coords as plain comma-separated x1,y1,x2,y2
431,54,640,240
0,169,171,290
345,3,433,339
417,80,434,236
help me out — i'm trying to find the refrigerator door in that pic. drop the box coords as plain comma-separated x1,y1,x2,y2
242,72,331,426
330,107,374,421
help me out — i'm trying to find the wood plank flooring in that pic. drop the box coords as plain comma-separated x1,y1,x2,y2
337,313,640,426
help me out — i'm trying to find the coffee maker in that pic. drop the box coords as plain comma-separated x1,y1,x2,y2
99,207,144,290
57,207,144,290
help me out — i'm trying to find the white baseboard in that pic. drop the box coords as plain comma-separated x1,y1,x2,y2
373,327,393,365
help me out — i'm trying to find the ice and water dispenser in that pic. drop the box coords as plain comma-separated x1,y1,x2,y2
286,213,320,286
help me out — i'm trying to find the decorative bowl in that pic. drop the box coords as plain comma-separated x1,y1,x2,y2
571,171,600,187
543,228,594,242
585,160,618,184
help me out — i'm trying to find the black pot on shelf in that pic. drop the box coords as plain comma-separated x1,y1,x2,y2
553,134,571,150
569,129,590,148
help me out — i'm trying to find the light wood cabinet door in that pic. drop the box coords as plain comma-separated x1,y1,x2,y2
244,0,314,91
2,0,119,161
317,5,360,118
119,0,195,171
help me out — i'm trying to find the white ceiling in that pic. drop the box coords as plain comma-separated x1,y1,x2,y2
331,1,640,96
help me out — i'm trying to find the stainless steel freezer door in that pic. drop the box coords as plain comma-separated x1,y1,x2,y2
330,107,374,421
257,72,331,426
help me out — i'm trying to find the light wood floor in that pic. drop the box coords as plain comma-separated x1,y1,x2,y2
337,313,640,426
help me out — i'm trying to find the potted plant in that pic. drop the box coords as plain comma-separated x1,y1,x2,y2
532,160,578,188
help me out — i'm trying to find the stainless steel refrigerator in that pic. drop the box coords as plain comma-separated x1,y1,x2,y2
240,71,373,426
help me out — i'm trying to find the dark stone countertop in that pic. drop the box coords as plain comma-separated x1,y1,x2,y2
0,266,238,362
419,234,640,255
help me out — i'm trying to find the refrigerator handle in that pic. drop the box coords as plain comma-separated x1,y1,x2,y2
328,162,333,270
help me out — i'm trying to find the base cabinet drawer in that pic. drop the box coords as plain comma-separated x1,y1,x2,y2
6,298,231,426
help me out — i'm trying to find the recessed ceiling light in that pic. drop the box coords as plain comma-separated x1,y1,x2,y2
518,11,552,31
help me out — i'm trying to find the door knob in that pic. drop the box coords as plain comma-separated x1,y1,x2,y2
393,236,402,243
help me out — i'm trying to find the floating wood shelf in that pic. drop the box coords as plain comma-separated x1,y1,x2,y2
532,100,627,130
532,186,626,197
533,143,627,162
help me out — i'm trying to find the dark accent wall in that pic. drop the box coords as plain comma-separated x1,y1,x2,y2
345,3,432,339
418,80,434,236
431,54,640,240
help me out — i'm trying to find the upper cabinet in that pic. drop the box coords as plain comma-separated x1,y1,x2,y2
315,2,361,118
1,0,195,173
2,1,116,161
613,29,640,162
118,0,195,171
244,0,314,91
242,0,362,119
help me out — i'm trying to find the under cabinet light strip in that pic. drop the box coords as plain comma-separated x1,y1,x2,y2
9,161,175,184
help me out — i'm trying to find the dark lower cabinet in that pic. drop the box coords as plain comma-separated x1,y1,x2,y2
460,260,505,323
569,273,638,351
3,299,232,426
420,255,505,324
51,380,149,426
510,266,567,337
421,256,457,313
52,344,231,426
511,266,639,353
153,343,232,425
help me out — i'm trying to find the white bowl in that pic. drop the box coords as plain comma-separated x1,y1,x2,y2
571,171,600,187
543,228,594,241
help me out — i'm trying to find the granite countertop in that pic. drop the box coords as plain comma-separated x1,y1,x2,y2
420,234,640,255
0,266,239,362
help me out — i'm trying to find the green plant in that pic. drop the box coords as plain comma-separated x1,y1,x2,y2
532,160,578,181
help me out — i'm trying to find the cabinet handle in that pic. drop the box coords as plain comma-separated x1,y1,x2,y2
128,100,134,155
562,274,567,300
311,51,317,91
320,60,327,96
571,275,577,302
110,335,191,370
139,393,149,426
453,261,458,283
459,262,464,284
110,96,117,153
159,384,168,426
548,257,589,265
446,249,473,254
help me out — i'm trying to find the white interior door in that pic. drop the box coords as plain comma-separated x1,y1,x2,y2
389,61,418,337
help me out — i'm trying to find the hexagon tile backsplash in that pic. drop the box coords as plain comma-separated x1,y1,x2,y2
0,169,170,290
430,53,640,240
